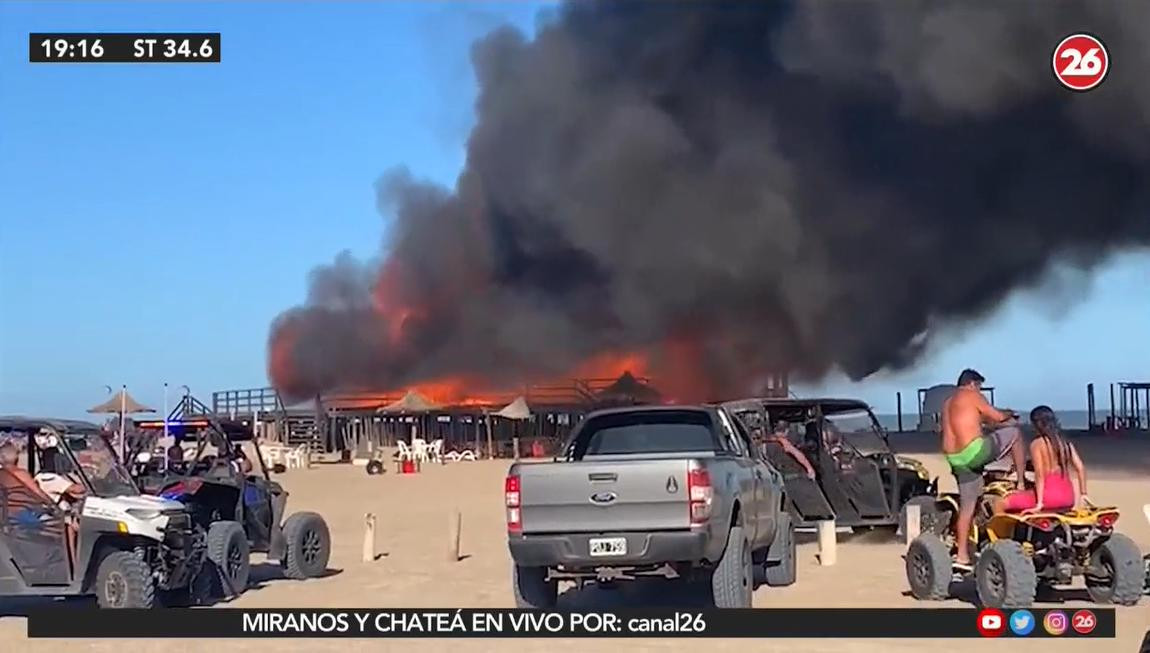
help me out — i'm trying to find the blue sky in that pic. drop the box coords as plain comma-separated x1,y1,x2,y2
1,1,1147,419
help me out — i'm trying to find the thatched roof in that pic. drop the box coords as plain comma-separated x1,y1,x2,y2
87,389,154,414
377,390,441,414
494,396,532,420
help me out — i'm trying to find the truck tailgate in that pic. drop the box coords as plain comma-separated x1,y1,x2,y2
518,458,693,534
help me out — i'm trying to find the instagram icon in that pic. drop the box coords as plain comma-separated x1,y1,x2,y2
1043,610,1068,636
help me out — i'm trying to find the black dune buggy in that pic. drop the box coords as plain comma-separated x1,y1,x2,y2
724,397,938,533
129,416,331,598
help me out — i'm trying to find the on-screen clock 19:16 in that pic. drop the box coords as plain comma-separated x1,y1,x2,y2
37,37,104,60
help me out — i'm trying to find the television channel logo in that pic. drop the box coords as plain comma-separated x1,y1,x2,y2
1009,610,1035,636
1043,610,1069,636
977,609,1006,637
1071,610,1097,635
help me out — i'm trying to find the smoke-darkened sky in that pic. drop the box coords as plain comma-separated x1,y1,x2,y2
270,0,1150,401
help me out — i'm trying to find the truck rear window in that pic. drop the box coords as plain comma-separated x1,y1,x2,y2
571,410,718,457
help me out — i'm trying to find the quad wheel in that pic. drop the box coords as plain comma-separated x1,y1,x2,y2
975,540,1036,609
905,534,951,601
1085,533,1144,606
282,511,332,579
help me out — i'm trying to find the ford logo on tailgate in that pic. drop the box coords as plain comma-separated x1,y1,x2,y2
589,492,617,505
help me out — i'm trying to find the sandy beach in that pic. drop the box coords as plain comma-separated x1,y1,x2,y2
3,432,1148,653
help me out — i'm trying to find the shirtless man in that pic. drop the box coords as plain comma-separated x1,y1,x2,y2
941,369,1027,569
0,442,56,505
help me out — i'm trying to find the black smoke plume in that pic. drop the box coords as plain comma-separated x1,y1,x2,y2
269,0,1150,401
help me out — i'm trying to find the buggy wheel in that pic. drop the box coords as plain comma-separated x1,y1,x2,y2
1085,533,1143,606
282,512,331,579
512,565,557,608
365,460,384,476
709,525,753,608
899,496,942,537
205,521,251,598
905,534,952,601
95,551,156,609
762,513,796,587
975,540,1036,609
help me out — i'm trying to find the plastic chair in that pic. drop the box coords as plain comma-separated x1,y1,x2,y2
428,439,444,463
283,444,307,469
395,441,413,461
411,438,429,463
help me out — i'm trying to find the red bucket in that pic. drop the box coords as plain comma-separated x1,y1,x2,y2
401,459,416,474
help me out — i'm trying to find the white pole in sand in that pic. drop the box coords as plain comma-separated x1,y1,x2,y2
904,503,921,547
163,382,169,471
119,385,127,461
817,519,837,566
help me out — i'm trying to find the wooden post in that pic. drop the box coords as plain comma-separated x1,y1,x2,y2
904,503,921,546
447,509,462,562
362,513,376,563
896,392,903,433
512,422,521,462
485,412,494,460
817,520,836,566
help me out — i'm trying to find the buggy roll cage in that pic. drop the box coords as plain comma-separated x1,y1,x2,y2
721,397,893,456
130,394,276,481
0,416,139,498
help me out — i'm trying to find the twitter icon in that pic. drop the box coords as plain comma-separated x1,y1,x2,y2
1009,610,1035,636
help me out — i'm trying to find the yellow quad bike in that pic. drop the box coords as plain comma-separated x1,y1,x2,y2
905,468,1144,609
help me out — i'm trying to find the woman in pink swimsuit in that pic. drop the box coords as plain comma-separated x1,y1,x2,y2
1002,405,1087,513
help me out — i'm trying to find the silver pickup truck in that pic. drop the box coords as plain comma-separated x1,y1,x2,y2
505,404,795,608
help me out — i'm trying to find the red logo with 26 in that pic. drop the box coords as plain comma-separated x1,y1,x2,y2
1071,610,1097,635
1052,33,1109,92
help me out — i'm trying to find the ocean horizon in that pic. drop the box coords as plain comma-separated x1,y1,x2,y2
874,409,1095,432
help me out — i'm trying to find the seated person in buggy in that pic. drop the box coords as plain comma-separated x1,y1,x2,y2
765,420,816,479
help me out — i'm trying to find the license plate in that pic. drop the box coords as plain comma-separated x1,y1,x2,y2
589,537,627,557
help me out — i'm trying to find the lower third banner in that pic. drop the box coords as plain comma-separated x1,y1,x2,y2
26,608,1115,638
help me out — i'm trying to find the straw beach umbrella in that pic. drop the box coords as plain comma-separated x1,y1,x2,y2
88,386,155,459
377,390,441,444
495,396,532,460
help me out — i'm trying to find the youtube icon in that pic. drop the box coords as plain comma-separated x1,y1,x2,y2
978,609,1007,637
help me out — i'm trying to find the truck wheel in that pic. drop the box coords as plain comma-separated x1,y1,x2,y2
899,496,942,537
710,525,753,608
512,565,557,609
95,551,156,609
282,512,332,579
905,534,951,600
1085,533,1143,606
205,521,251,598
975,540,1036,608
763,513,796,587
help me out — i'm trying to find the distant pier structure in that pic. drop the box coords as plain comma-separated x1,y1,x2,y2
1088,381,1150,432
